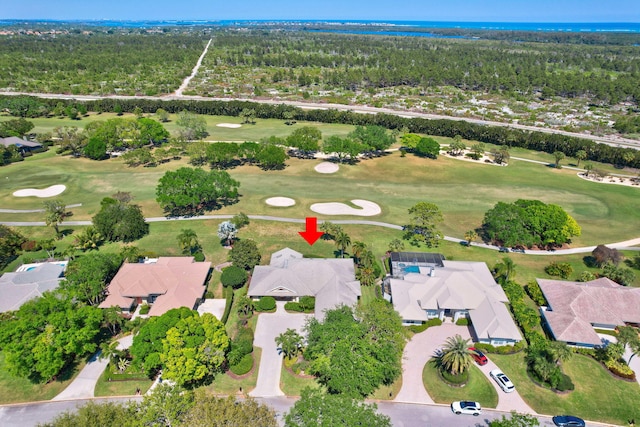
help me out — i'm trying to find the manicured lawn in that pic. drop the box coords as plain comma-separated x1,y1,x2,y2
280,363,320,397
370,376,403,400
94,363,153,397
205,347,261,395
0,351,85,404
490,353,640,425
359,285,379,307
422,359,499,408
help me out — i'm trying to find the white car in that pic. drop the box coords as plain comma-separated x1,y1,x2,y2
451,401,482,416
490,368,515,393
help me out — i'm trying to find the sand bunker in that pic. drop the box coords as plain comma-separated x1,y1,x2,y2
314,162,339,174
216,123,242,129
13,185,66,198
266,197,296,207
310,199,381,216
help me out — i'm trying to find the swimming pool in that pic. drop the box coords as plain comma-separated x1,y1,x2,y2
403,266,420,274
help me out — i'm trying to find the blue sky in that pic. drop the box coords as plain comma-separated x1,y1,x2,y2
3,0,639,22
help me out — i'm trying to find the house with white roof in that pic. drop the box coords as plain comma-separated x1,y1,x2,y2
538,277,640,348
384,254,522,346
247,248,361,320
0,261,67,312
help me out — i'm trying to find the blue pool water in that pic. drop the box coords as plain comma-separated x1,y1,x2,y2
403,266,420,274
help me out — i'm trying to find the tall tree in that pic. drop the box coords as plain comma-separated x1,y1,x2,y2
43,199,68,239
276,328,305,359
464,230,478,246
229,239,261,271
177,229,200,255
553,151,566,168
176,110,208,140
575,149,587,167
285,388,391,427
62,252,122,305
334,231,352,259
217,221,237,247
403,202,444,247
183,393,278,427
493,257,517,284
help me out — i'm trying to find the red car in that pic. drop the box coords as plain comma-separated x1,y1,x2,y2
469,347,488,365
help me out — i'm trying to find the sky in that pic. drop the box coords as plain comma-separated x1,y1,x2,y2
2,0,639,23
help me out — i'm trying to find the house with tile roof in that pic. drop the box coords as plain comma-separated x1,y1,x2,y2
247,248,361,320
99,257,211,317
385,255,522,346
537,277,640,347
0,262,67,312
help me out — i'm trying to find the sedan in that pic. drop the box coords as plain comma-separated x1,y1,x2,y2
552,415,586,427
490,368,515,393
451,401,482,416
468,347,488,365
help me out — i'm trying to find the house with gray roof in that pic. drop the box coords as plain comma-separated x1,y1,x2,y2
0,136,42,153
247,248,361,320
0,262,67,312
538,277,640,347
385,255,522,346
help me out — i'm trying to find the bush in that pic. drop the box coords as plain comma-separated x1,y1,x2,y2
605,359,636,380
193,251,205,262
299,296,315,311
408,317,442,333
255,296,276,312
20,240,40,251
525,281,547,306
221,265,248,289
545,262,573,279
455,317,469,326
220,286,234,324
229,353,253,376
473,341,525,354
284,302,304,312
139,304,150,315
555,373,575,391
292,359,310,375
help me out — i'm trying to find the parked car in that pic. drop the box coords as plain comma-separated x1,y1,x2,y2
450,401,482,416
498,246,509,253
468,347,488,365
552,415,586,427
490,368,515,393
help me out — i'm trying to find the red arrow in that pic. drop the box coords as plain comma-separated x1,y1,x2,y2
298,217,324,245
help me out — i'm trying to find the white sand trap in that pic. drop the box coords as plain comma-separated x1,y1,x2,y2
266,197,296,207
310,199,381,216
13,185,66,198
314,162,339,174
216,123,242,128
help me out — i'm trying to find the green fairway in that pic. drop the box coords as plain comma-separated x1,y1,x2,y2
490,353,640,425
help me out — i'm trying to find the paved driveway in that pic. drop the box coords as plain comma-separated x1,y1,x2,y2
249,302,311,397
395,323,535,414
52,335,133,401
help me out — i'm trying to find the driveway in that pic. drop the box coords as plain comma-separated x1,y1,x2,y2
249,302,311,397
395,323,535,414
52,335,133,401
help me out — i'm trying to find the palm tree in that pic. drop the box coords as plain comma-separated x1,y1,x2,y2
464,230,478,247
43,199,68,239
548,341,572,365
387,238,405,254
575,149,587,167
236,295,254,317
493,257,516,283
335,231,351,259
439,335,473,375
177,228,200,255
351,241,368,264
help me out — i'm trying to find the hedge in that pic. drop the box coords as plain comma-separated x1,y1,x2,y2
408,318,442,333
230,353,253,376
139,304,150,315
473,340,526,354
605,359,636,380
220,286,234,324
455,318,469,326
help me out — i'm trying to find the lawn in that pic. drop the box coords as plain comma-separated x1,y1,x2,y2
280,363,320,397
422,359,499,408
205,347,261,395
94,363,153,397
0,351,85,404
490,352,640,425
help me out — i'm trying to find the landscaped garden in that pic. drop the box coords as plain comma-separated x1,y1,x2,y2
422,359,498,408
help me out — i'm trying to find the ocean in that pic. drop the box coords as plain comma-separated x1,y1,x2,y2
1,19,639,33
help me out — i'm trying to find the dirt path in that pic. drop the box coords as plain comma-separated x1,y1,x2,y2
174,38,212,96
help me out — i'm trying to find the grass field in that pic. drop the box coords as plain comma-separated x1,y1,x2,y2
422,359,499,409
490,353,640,425
93,364,153,397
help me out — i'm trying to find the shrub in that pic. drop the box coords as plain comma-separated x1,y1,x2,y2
221,266,248,289
193,251,205,262
139,304,150,315
577,271,597,282
455,318,469,326
285,302,304,312
545,262,573,279
292,359,310,375
220,286,234,324
20,240,40,251
555,373,575,391
204,291,215,299
602,263,636,286
473,341,525,354
605,359,636,380
255,296,276,312
408,318,442,333
525,280,547,306
230,353,253,376
299,296,315,311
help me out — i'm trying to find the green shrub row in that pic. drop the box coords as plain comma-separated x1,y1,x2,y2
408,318,442,333
525,281,547,307
472,340,525,354
455,318,469,326
220,286,234,324
284,296,315,313
229,353,253,376
605,359,636,380
254,296,276,312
